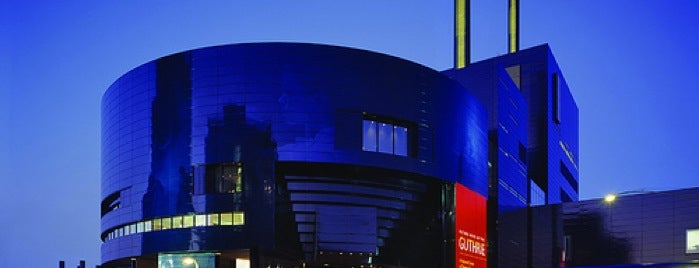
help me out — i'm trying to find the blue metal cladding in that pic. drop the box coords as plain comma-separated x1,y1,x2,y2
562,188,699,266
447,44,579,205
101,43,488,265
444,59,530,267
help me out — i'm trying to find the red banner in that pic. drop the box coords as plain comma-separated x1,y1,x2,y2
455,183,487,268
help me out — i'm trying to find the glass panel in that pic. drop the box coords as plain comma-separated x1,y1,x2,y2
172,216,183,228
136,222,144,233
687,229,699,253
183,215,194,228
208,214,220,226
362,120,377,151
218,164,242,193
152,218,162,231
144,220,152,232
161,217,172,230
378,123,393,154
195,215,206,227
220,213,233,225
393,125,408,156
233,212,245,225
158,253,216,268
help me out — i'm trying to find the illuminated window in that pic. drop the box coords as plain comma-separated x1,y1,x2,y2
362,117,411,157
152,218,162,231
687,229,699,254
203,163,243,194
195,215,206,227
183,215,194,228
103,211,247,241
161,217,171,230
208,214,220,226
233,212,245,225
220,213,233,225
172,216,183,228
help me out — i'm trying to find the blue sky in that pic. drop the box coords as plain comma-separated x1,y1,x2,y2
2,1,698,267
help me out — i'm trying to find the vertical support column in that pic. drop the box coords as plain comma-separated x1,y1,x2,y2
508,0,519,53
454,0,470,68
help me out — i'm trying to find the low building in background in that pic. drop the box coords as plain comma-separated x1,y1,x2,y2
561,187,699,267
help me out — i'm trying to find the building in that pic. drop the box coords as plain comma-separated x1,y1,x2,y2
562,187,699,267
100,43,489,268
444,44,580,268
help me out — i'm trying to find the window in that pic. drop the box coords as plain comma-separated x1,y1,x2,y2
161,217,171,230
220,213,233,226
195,215,206,227
362,118,411,156
553,73,561,124
152,218,162,231
233,212,245,225
518,142,526,163
172,216,183,228
208,214,220,226
687,229,699,254
183,215,194,228
200,162,243,194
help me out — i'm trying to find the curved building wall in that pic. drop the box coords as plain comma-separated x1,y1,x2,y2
101,43,487,267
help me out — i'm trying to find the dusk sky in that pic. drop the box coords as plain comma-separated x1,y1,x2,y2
2,1,699,267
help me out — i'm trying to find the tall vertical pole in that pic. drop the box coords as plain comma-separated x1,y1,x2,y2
508,0,519,53
455,0,470,68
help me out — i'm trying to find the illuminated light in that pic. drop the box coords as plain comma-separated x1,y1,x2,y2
455,0,467,68
604,194,617,203
182,257,194,265
508,0,519,53
236,258,250,268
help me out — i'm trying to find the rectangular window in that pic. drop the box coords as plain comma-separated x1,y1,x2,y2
172,216,183,228
362,117,412,157
136,222,144,233
553,73,561,124
205,163,243,194
162,217,172,230
378,123,393,154
233,212,245,225
362,120,377,151
195,215,206,227
152,218,162,231
208,214,220,226
687,229,699,254
183,215,194,228
220,213,233,225
144,220,152,232
394,126,408,156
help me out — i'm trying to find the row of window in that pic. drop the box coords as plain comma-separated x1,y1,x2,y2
362,119,409,156
104,212,245,241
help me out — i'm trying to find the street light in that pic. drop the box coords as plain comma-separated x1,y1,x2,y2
604,194,617,203
182,257,199,268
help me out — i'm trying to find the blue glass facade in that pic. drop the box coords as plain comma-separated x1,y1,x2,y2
101,43,488,267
